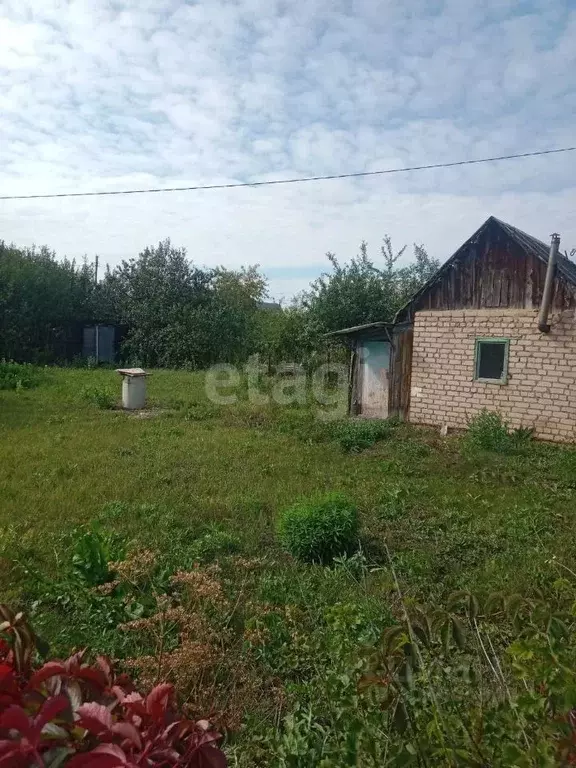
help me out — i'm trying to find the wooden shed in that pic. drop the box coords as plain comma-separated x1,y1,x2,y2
325,321,412,420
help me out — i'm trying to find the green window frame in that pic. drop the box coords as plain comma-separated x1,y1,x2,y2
474,337,510,384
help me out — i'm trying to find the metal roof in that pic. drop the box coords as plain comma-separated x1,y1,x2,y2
324,321,393,338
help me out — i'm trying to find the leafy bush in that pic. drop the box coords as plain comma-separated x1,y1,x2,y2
71,527,121,586
277,493,359,563
332,419,391,452
0,605,226,767
270,586,576,767
81,384,116,410
466,409,533,453
190,527,241,562
0,361,43,390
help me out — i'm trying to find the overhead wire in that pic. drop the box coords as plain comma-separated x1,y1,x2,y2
0,146,574,201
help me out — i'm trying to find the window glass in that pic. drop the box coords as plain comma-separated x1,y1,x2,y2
475,339,508,382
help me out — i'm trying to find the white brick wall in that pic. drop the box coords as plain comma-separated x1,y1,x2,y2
409,309,576,443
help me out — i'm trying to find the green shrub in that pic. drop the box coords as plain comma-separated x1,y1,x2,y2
0,361,43,390
190,526,241,562
332,419,391,452
277,493,359,563
71,527,122,586
465,409,532,453
80,384,116,410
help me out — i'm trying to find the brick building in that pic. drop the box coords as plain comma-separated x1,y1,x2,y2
328,216,576,443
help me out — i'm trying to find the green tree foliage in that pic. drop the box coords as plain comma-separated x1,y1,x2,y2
0,233,439,368
209,266,268,364
0,242,95,363
102,239,267,367
304,237,440,333
254,305,322,369
101,239,213,367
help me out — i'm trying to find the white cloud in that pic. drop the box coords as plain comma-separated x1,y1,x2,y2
0,0,575,299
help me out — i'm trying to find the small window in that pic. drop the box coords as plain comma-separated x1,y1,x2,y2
475,338,509,383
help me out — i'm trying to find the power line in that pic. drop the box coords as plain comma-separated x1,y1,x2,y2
1,146,574,201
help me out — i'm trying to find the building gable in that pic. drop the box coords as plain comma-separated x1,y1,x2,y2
396,217,576,322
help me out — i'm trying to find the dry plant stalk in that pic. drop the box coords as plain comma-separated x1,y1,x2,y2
110,548,157,584
121,564,281,730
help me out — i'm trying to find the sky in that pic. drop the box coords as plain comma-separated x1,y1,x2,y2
1,0,575,301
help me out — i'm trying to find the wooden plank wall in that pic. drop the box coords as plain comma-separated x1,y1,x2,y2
416,237,575,313
389,325,413,419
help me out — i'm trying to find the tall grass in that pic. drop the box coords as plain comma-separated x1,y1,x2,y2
0,360,44,390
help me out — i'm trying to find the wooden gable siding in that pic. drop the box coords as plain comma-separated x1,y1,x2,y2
402,225,576,320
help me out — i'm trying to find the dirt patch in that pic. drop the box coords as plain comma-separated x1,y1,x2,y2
126,408,165,419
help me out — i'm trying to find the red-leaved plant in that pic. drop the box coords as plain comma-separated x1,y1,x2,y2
0,606,227,767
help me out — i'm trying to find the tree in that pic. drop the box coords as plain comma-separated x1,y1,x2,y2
303,237,439,333
0,242,95,363
102,240,268,368
102,239,214,367
254,304,321,370
208,266,268,364
394,243,440,301
0,232,440,369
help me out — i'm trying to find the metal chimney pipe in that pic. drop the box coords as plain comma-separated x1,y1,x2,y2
538,233,561,333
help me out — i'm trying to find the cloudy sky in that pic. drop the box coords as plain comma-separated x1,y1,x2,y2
1,0,575,300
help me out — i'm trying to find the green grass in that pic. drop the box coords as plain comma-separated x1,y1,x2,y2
2,368,576,764
0,360,44,390
2,367,575,596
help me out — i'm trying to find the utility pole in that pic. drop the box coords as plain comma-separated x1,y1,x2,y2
94,255,99,364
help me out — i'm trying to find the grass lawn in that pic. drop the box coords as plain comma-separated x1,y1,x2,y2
2,366,576,764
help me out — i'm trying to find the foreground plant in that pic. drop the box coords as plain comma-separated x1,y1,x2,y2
355,585,576,766
0,361,44,391
277,493,359,563
0,605,226,767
